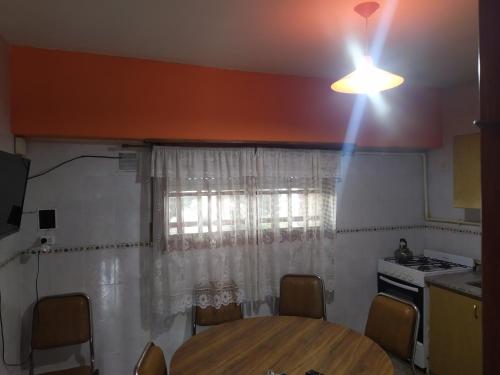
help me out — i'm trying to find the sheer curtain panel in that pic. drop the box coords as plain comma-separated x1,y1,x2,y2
151,146,339,320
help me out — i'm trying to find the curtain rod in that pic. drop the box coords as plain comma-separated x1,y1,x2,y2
120,141,430,154
121,139,428,154
122,139,354,151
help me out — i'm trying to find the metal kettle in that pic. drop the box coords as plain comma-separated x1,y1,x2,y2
394,238,413,263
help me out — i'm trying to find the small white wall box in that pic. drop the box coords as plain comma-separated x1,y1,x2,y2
119,152,138,171
38,209,56,230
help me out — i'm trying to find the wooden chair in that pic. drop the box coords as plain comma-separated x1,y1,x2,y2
365,293,420,375
191,303,243,336
278,274,326,320
30,293,97,375
134,342,168,375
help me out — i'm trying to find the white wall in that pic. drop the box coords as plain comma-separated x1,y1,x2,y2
425,83,481,259
19,141,150,374
18,141,150,249
333,153,425,331
3,141,428,374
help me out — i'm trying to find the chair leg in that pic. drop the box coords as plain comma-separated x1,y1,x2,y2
191,305,197,336
410,360,416,375
29,353,34,375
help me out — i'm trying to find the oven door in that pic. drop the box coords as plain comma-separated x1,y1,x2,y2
377,273,424,343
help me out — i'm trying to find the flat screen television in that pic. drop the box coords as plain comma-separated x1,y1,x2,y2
0,150,30,239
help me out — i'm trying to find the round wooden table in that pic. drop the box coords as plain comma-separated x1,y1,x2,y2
170,316,393,375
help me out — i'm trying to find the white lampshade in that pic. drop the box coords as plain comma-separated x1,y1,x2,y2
331,56,404,94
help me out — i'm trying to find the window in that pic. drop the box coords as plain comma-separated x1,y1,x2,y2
166,184,322,236
257,187,321,230
167,188,249,235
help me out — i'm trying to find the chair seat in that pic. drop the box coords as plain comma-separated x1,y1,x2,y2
39,365,92,375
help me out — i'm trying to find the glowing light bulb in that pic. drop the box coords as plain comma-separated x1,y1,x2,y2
331,56,404,94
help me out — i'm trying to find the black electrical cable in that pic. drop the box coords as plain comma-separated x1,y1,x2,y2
0,251,41,367
35,251,40,305
27,155,121,181
34,251,40,332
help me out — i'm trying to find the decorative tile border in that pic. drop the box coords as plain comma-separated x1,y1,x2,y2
0,241,152,271
337,223,482,236
337,224,426,234
1,223,481,271
20,241,152,256
424,224,482,236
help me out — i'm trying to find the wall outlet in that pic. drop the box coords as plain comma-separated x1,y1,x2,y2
40,234,55,246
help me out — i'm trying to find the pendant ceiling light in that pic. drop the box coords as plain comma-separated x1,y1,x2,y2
331,1,404,94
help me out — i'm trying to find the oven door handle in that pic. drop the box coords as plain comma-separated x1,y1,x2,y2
379,275,419,293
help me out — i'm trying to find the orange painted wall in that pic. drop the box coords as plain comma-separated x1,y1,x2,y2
10,46,442,148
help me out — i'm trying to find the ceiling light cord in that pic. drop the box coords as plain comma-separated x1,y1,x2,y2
364,16,369,55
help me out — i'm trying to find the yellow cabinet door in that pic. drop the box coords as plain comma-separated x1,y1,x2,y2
429,285,482,375
453,133,481,209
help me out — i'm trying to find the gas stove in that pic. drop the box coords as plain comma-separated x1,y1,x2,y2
378,249,474,287
384,255,470,272
377,249,475,370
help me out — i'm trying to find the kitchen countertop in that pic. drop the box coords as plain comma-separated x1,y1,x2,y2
426,271,482,300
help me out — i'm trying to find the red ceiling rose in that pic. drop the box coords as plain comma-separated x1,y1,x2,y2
354,2,380,19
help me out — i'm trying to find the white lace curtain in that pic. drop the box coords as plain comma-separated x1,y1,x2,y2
151,146,339,318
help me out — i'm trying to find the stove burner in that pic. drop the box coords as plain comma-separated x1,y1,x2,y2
438,262,451,269
395,256,425,265
418,265,431,271
384,256,468,272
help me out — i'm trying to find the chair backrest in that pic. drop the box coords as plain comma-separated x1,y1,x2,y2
31,293,92,349
365,293,419,361
278,274,326,320
134,342,168,375
192,303,243,335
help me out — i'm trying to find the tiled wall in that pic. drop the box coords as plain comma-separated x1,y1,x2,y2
425,83,481,260
0,260,23,375
14,141,150,374
0,139,481,374
334,153,426,331
17,245,150,374
1,142,429,374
